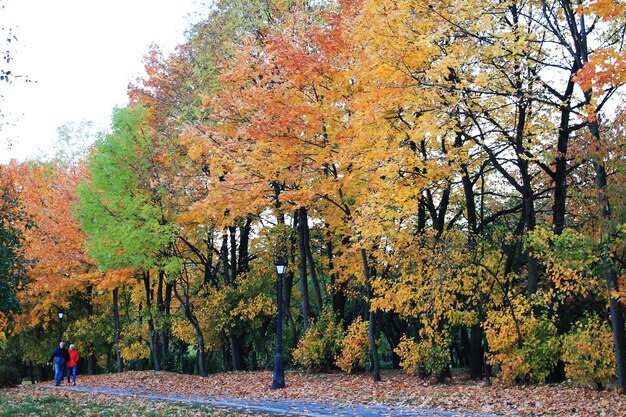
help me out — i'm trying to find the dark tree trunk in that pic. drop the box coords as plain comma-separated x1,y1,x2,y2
297,207,311,329
172,283,207,377
227,218,252,372
361,249,381,382
87,352,97,375
229,336,247,371
221,232,229,285
163,281,172,362
520,148,539,295
552,79,575,235
283,270,294,320
220,227,242,370
460,150,485,379
469,324,483,379
157,271,164,310
143,271,160,371
229,226,237,281
222,345,232,371
460,326,470,368
157,270,169,367
238,217,252,273
303,209,323,313
29,361,35,383
417,198,426,232
113,287,124,373
38,364,48,382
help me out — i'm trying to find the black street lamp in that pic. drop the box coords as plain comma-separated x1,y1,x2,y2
58,310,64,342
272,258,287,389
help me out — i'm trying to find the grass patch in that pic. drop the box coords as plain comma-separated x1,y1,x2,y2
0,388,262,417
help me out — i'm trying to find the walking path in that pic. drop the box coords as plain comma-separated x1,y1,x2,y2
51,385,505,417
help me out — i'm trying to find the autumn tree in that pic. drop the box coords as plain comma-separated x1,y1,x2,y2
570,0,626,390
0,165,30,334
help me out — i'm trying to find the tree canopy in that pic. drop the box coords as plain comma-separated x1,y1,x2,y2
2,0,626,393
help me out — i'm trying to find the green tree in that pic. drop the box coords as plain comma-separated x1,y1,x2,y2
76,106,179,371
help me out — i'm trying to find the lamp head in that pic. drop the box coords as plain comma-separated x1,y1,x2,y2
275,258,287,275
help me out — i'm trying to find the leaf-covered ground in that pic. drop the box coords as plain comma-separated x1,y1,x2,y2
0,386,261,416
25,370,626,416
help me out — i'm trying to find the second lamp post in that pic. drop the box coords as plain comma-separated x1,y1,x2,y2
272,258,287,389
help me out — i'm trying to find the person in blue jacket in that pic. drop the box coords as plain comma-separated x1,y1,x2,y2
48,341,70,386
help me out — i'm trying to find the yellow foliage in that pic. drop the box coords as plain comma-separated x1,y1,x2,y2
395,333,450,376
120,341,151,361
562,316,616,387
231,294,275,323
335,317,370,373
292,308,344,371
484,296,561,383
187,143,204,161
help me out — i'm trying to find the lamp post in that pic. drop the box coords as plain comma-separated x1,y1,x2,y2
272,258,287,389
58,311,64,342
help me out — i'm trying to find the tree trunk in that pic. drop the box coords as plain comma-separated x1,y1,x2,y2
460,156,485,379
143,271,160,371
297,207,311,329
113,287,124,373
163,281,172,361
469,324,483,379
238,217,252,273
87,351,97,375
229,226,237,281
520,152,539,296
283,269,294,319
38,364,48,382
30,360,35,383
229,336,247,371
172,283,207,377
157,270,169,368
303,208,323,313
221,232,229,285
460,326,470,368
552,79,575,235
361,249,381,382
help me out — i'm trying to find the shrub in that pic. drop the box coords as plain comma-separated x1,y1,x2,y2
562,315,616,389
335,317,369,373
0,366,21,388
292,308,344,371
485,297,561,383
395,334,450,377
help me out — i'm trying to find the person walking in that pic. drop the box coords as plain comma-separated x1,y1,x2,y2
66,344,80,385
48,341,69,386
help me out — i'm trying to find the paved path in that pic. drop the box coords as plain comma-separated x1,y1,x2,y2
51,385,505,417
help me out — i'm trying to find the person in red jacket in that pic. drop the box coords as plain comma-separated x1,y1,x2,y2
66,344,80,386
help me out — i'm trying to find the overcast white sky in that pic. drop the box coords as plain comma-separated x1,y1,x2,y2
1,0,207,163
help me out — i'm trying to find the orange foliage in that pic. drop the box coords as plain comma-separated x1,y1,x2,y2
4,161,98,330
